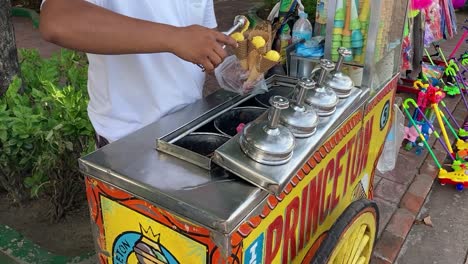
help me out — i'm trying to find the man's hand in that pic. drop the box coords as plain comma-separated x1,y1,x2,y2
170,25,237,72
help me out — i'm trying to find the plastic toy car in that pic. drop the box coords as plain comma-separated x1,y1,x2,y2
438,168,468,191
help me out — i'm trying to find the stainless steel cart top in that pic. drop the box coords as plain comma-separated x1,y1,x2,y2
78,75,369,235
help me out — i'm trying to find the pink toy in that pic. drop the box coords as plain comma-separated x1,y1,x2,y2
452,0,467,9
404,125,421,142
236,123,246,134
416,84,446,112
426,84,446,104
411,0,433,9
417,90,429,110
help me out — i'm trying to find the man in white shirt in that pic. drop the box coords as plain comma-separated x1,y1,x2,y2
39,0,237,147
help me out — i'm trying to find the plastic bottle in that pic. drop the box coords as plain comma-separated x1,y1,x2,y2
279,24,292,64
292,12,313,43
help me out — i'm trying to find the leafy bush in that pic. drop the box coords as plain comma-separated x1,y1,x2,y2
12,0,42,11
302,0,317,22
262,0,317,22
0,49,95,221
263,0,277,9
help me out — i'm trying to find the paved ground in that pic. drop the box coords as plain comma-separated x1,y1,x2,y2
396,183,468,264
371,91,467,264
9,2,468,264
370,9,468,264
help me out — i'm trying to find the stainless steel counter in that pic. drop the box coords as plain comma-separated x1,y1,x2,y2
79,89,269,235
78,75,369,235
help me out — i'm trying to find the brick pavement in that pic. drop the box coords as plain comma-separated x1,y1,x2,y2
372,95,467,264
371,9,468,263
12,3,468,264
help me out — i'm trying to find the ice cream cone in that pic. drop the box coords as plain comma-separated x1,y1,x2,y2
253,22,272,45
248,30,271,54
247,49,261,73
257,56,278,73
246,31,268,72
246,56,279,84
235,39,249,70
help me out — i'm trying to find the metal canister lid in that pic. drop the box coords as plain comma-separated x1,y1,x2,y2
306,87,339,112
280,77,319,137
325,47,354,98
239,96,295,165
305,60,339,116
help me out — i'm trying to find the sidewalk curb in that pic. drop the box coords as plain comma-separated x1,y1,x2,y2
0,225,95,264
371,166,437,264
11,7,40,29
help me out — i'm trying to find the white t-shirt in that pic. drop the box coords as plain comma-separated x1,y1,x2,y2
42,0,217,142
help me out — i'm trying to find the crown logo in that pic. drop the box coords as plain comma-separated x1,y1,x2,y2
139,224,161,243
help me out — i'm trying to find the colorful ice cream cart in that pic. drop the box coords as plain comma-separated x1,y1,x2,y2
78,0,409,263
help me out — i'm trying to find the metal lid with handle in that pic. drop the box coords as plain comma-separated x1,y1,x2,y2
280,77,320,138
325,47,355,98
305,59,339,116
239,96,296,165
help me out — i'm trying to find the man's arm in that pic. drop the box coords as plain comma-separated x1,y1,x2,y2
40,0,236,71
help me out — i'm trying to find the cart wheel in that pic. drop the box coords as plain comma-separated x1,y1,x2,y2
311,199,379,264
456,183,464,191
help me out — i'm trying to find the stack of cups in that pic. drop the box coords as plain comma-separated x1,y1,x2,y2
342,1,351,47
332,0,346,61
349,0,363,63
357,0,370,63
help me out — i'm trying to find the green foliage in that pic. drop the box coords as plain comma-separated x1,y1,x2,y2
11,0,42,11
302,0,318,21
263,0,277,9
262,0,317,22
0,48,95,220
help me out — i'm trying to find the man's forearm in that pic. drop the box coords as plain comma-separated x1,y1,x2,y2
40,0,177,55
40,0,238,71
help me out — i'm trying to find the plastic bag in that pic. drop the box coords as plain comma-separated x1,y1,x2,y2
295,37,325,58
377,100,406,173
215,55,268,96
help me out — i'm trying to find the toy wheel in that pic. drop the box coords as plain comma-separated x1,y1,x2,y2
456,183,464,191
311,199,379,264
